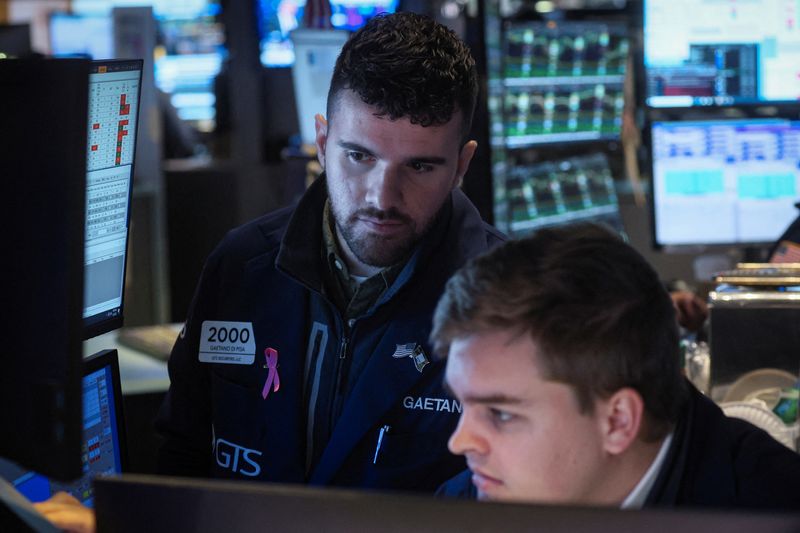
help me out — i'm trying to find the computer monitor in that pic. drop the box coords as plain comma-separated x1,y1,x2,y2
500,152,623,236
49,13,114,59
70,0,225,131
83,60,143,339
0,23,31,57
257,0,398,67
0,58,90,480
152,2,225,131
649,118,800,248
93,474,800,533
290,28,350,145
499,21,628,147
643,0,800,108
0,350,127,507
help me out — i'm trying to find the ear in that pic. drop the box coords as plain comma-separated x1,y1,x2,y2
453,140,478,189
596,388,644,456
314,113,328,169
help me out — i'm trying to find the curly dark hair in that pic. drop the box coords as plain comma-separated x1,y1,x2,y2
327,12,478,141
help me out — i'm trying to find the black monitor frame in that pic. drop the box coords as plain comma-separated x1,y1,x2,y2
83,59,143,340
0,57,90,481
95,474,800,532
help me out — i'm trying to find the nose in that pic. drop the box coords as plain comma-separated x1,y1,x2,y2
448,411,489,457
364,164,402,212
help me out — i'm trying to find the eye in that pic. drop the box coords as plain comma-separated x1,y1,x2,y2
409,161,434,173
489,408,515,424
346,151,371,163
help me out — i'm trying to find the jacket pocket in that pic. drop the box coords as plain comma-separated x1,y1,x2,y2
209,371,268,478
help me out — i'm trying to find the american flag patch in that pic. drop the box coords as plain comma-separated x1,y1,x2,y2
392,342,418,359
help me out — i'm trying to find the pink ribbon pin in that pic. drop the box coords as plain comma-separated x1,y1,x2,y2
262,347,280,399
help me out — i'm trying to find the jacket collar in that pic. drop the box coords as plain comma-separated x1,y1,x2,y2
273,173,490,302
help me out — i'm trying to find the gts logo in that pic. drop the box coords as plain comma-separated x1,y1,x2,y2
213,436,262,477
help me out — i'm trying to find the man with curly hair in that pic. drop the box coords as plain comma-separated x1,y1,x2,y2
154,12,502,491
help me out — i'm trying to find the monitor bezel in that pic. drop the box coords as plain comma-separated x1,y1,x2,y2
83,59,143,340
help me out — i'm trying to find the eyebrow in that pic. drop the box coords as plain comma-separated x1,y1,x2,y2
337,141,374,155
336,140,448,166
443,381,525,405
463,394,525,405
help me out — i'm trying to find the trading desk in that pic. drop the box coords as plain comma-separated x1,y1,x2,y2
83,331,171,395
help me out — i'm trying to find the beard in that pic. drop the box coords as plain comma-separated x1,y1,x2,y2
330,198,453,269
333,205,419,268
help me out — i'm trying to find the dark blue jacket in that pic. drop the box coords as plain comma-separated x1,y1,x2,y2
156,176,504,492
437,384,800,511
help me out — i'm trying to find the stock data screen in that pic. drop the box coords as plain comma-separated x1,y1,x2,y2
644,0,800,107
502,152,622,235
651,119,800,246
84,63,139,331
498,21,628,147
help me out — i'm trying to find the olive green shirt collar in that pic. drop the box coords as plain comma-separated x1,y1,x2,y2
321,201,406,320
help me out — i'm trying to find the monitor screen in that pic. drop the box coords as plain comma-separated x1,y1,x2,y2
257,0,398,67
644,0,800,107
71,0,225,131
0,23,31,57
83,60,142,339
501,152,623,236
0,58,89,480
0,350,127,507
499,21,628,147
153,2,225,131
650,118,800,247
49,13,114,59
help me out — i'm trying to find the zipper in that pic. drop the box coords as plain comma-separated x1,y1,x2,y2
329,327,351,432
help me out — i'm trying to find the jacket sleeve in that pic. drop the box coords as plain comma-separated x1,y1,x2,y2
154,250,223,477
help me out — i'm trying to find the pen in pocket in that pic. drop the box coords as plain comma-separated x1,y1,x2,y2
373,425,390,464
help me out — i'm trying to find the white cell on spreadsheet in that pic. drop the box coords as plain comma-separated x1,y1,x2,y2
85,165,131,242
86,76,139,172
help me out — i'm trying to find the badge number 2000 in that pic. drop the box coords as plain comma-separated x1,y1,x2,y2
199,321,256,365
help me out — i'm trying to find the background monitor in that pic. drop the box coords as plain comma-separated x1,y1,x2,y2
0,57,90,481
501,152,623,236
152,1,225,130
290,28,350,145
650,118,800,248
0,350,127,507
83,60,143,339
49,13,114,59
643,0,800,107
71,0,225,132
499,20,628,146
257,0,398,67
0,23,31,57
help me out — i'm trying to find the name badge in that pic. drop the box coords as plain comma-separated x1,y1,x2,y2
199,321,256,365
